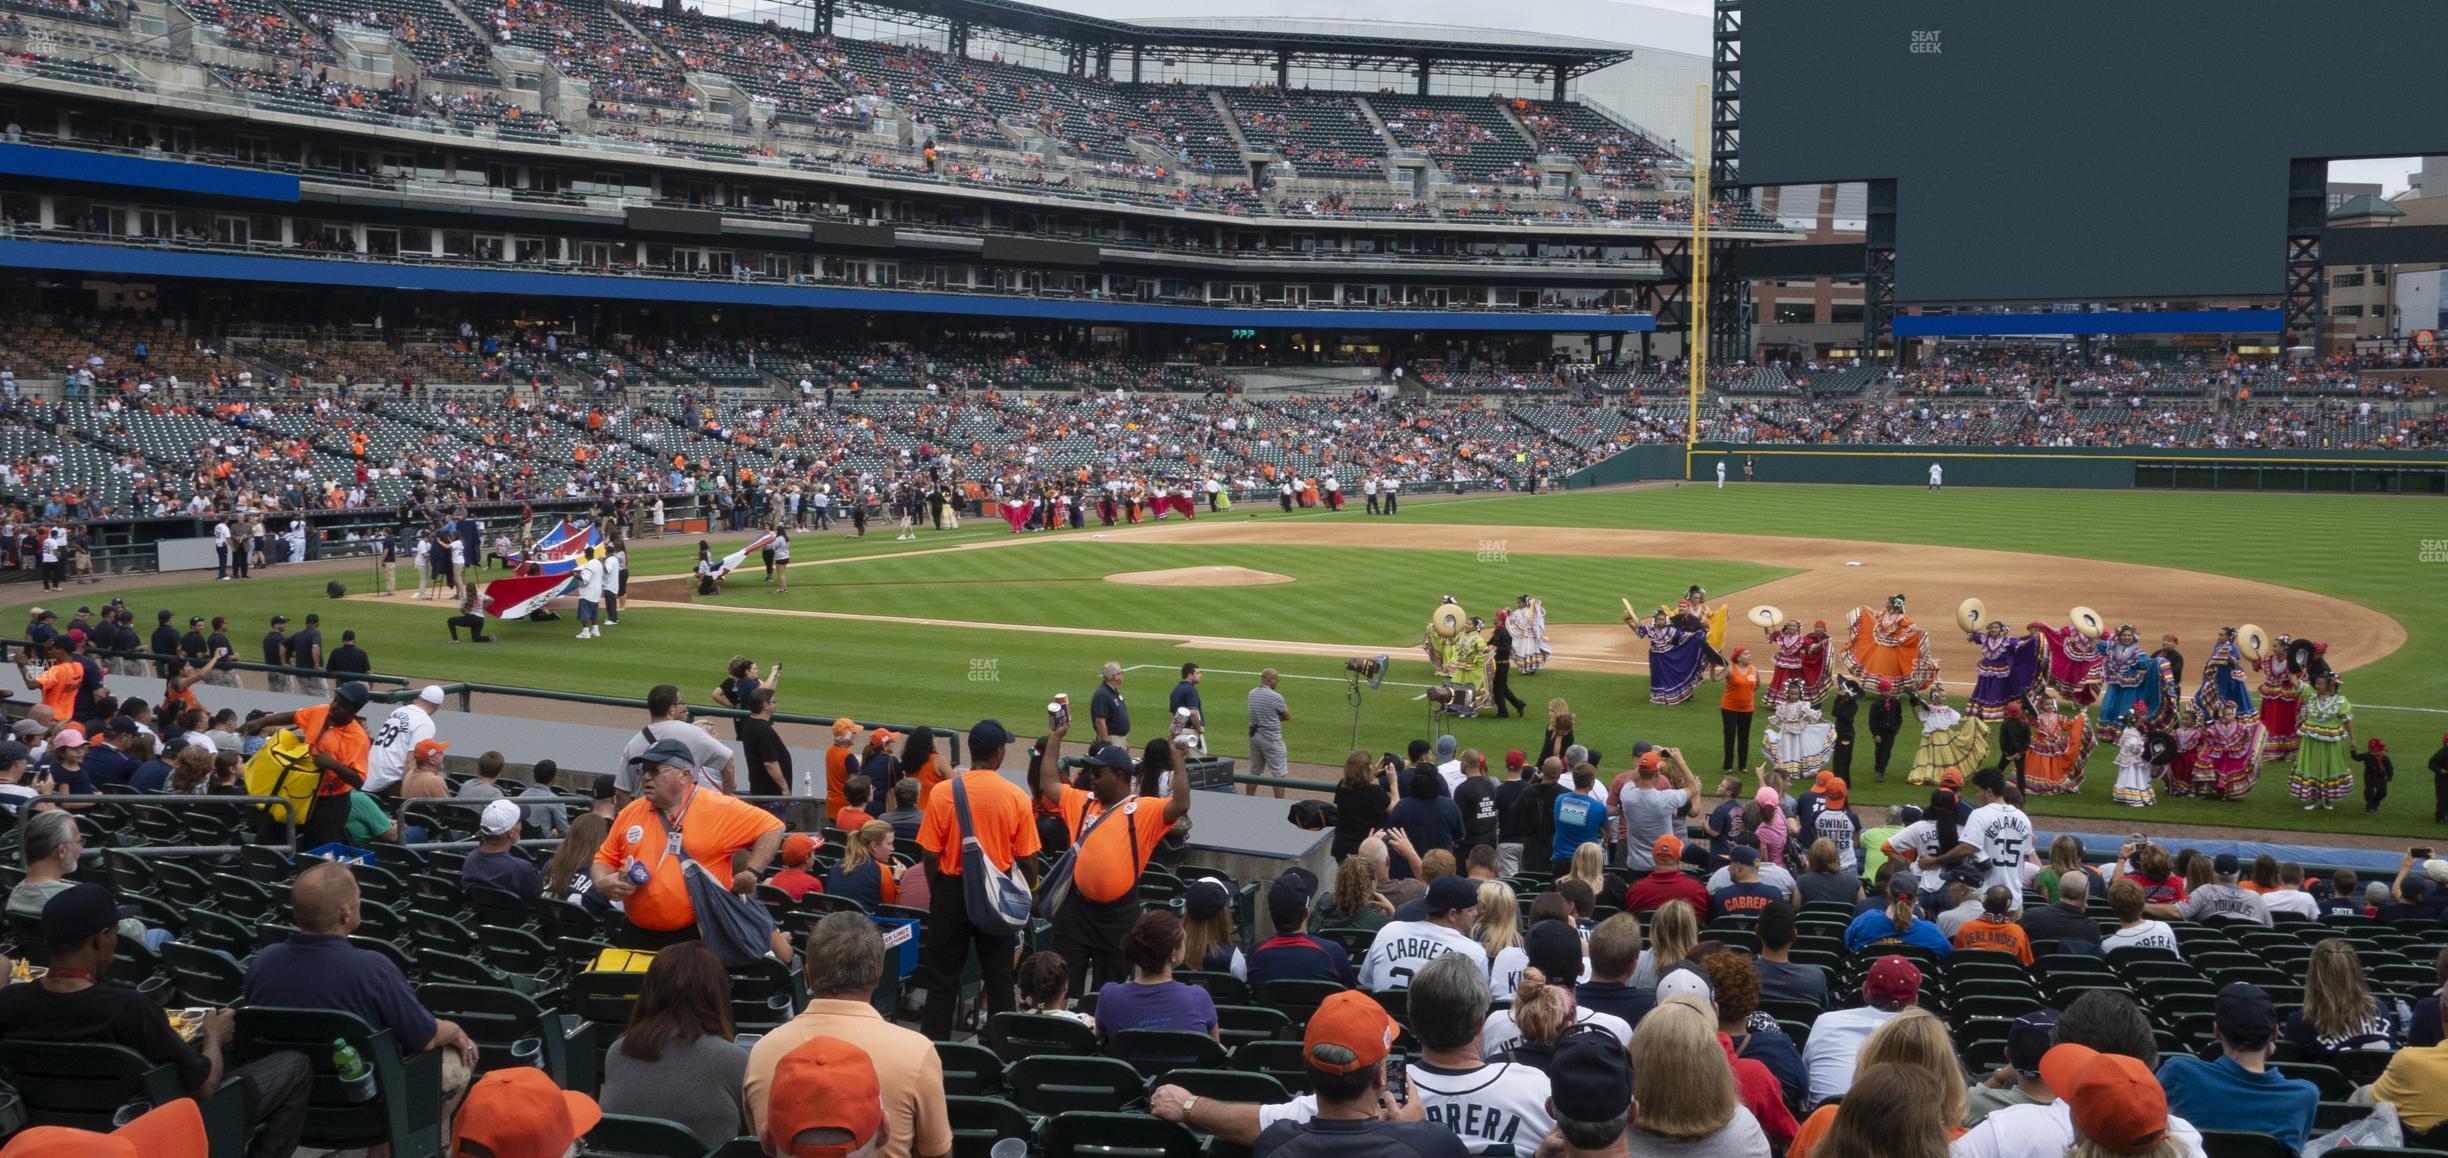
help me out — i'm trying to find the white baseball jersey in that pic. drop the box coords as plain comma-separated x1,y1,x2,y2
1480,1006,1631,1059
574,558,605,602
1358,920,1488,991
1259,1061,1557,1158
1963,802,2034,893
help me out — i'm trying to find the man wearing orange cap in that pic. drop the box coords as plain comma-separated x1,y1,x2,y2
450,1066,602,1158
772,833,825,901
761,1035,890,1158
825,717,862,815
1624,834,1709,916
0,1097,205,1158
1248,990,1455,1158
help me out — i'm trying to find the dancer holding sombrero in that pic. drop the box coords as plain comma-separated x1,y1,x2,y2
1958,600,2039,721
1673,585,1730,680
1762,615,1812,708
1423,596,1492,716
1842,594,1940,696
2026,612,2106,706
2255,636,2308,767
2192,626,2259,723
1626,602,1710,706
1506,595,1552,675
2290,671,2354,811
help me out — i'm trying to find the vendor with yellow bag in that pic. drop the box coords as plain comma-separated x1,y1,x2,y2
242,680,374,848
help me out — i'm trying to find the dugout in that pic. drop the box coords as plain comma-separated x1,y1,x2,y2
1565,444,2448,493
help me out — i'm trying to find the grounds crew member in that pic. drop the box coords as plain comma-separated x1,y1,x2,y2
1032,719,1193,994
242,680,375,848
591,738,784,950
916,718,1039,1040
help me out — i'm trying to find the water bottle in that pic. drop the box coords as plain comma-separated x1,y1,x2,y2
333,1037,377,1104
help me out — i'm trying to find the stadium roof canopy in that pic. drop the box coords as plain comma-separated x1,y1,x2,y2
822,0,1635,78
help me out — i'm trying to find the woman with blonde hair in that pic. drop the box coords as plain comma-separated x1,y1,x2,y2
1632,899,1700,987
2283,938,2402,1059
1785,1007,1968,1157
1814,1064,1950,1158
1476,882,1527,991
1495,965,1578,1074
1539,698,1576,765
2036,834,2102,904
823,820,903,908
1625,994,1770,1153
1564,842,1607,898
1312,853,1394,934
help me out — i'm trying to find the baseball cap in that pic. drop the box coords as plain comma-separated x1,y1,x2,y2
304,613,320,624
1653,833,1684,864
1813,770,1836,791
2007,1008,2061,1077
1521,920,1581,983
50,728,85,750
62,629,84,647
451,1067,601,1158
418,685,446,706
187,616,203,626
1728,845,1759,866
1753,786,1780,808
1864,954,1923,1008
334,681,372,707
763,1036,886,1157
1505,749,1526,772
412,738,450,761
781,834,818,867
967,719,1014,755
270,615,288,625
1426,874,1480,915
1302,990,1395,1075
1939,769,1965,790
1267,878,1311,931
1821,780,1848,807
0,740,30,766
1085,746,1134,772
1434,734,1458,760
41,883,137,947
2212,852,2240,878
12,718,45,739
1889,869,1923,899
0,1098,206,1158
2213,982,2277,1046
1185,878,1231,921
865,727,897,746
1275,866,1320,895
1657,966,1714,1007
103,716,136,737
478,799,523,837
1943,864,1985,890
1548,1031,1635,1124
2040,1044,2168,1155
830,718,859,740
1637,750,1663,772
2426,859,2448,885
633,737,697,771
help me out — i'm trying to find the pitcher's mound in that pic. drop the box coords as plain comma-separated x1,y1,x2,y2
1106,566,1294,588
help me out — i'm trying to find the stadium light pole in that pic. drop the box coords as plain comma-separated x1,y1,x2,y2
1686,82,1710,462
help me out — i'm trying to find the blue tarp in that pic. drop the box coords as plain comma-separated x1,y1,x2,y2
2041,828,2415,874
1894,310,2285,337
0,141,298,201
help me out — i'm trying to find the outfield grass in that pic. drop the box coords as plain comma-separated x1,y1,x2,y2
13,485,2444,840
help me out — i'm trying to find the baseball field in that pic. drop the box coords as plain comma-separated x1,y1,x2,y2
22,482,2447,840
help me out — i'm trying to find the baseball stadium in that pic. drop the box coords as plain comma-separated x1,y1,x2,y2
0,0,2440,1154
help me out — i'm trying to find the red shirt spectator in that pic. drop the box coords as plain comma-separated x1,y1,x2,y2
1625,834,1710,915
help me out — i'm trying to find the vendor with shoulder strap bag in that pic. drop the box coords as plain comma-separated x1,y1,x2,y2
915,719,1039,1042
590,738,784,951
1032,726,1193,995
242,680,374,849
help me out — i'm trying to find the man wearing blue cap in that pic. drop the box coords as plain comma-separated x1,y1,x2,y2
1034,722,1193,993
2156,982,2319,1150
1966,1008,2060,1126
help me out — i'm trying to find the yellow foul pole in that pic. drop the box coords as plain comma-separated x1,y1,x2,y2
1686,82,1710,453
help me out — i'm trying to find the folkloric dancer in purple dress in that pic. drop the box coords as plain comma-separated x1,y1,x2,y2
1627,604,1709,706
2096,625,2176,732
2191,627,2258,723
1964,620,2039,721
2027,620,2106,706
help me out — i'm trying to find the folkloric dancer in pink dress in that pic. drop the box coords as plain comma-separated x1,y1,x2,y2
2195,700,2265,801
2027,621,2105,706
2255,640,2305,766
1764,620,1814,707
2159,704,2208,799
1964,620,2039,721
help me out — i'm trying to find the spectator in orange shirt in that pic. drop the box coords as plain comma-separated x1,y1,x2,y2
833,775,875,832
16,636,84,723
241,680,375,849
822,717,860,814
915,719,1037,1040
591,738,785,951
1033,721,1192,994
1951,885,2034,964
1721,647,1758,773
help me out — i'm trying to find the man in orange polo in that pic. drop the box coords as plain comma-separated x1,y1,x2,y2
823,717,861,815
914,719,1036,1040
592,737,785,950
241,680,375,849
1032,726,1192,993
14,636,82,724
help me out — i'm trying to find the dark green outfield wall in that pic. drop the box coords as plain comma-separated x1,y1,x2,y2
1563,444,2448,494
